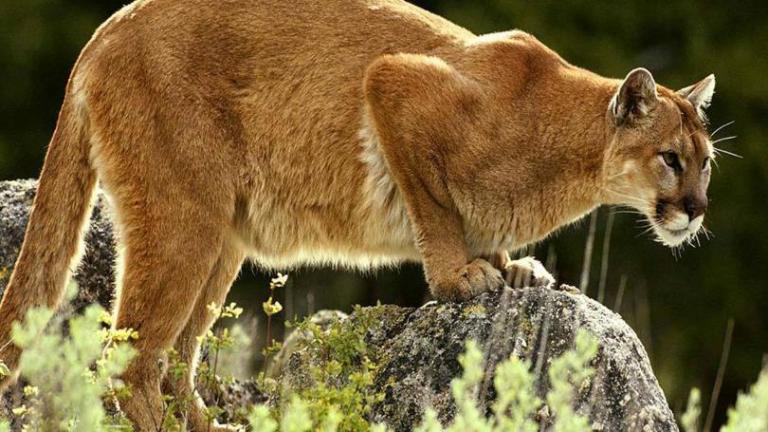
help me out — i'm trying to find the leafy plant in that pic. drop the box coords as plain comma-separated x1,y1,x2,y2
681,388,701,432
262,306,385,431
7,304,135,430
720,368,768,432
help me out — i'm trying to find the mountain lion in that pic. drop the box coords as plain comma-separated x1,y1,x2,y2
0,0,716,429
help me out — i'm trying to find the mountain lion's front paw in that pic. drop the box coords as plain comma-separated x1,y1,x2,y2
432,258,505,301
504,256,554,289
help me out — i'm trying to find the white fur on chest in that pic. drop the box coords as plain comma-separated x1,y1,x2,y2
357,114,416,258
357,113,526,261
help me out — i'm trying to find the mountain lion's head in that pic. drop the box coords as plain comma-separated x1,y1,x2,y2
604,69,717,247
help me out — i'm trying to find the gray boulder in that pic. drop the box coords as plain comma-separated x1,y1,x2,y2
275,287,679,431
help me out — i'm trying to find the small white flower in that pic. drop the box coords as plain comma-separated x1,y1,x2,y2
270,273,289,288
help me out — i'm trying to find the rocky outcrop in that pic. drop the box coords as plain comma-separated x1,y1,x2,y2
274,287,678,431
0,179,678,430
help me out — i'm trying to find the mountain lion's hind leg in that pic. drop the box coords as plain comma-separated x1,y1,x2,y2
113,209,226,431
162,243,245,432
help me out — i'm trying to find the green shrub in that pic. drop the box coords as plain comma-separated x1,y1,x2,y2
681,388,701,432
1,291,767,432
4,304,135,430
260,306,385,432
721,368,768,432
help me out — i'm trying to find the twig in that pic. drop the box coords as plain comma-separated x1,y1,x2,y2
158,395,171,432
613,275,627,313
533,301,554,431
265,314,272,358
597,210,615,304
207,308,225,432
307,285,315,316
634,281,653,360
704,319,735,432
579,209,599,295
284,281,293,340
544,243,558,282
545,243,557,272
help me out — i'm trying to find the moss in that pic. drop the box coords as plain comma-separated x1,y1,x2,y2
462,303,487,318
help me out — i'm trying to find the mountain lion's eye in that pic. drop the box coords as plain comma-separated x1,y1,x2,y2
660,151,682,171
702,157,711,171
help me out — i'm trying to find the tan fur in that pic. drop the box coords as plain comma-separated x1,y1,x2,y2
0,0,715,429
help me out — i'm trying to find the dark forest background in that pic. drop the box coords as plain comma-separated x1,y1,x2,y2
1,0,766,426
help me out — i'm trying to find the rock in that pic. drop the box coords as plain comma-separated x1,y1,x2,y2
275,286,679,431
0,179,115,313
0,179,266,418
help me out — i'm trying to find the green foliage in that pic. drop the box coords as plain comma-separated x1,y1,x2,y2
547,332,599,432
447,339,492,431
681,388,701,432
194,300,254,426
0,299,254,430
248,405,278,432
412,331,596,432
7,304,135,430
2,298,768,432
280,396,313,432
413,409,442,432
265,306,385,431
491,355,540,432
215,323,255,380
721,368,768,432
680,369,768,432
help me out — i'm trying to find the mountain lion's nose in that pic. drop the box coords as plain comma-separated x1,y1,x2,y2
683,195,707,220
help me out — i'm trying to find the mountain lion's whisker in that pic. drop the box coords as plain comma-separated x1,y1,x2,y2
710,120,735,138
603,188,644,200
713,146,742,159
637,223,659,238
711,156,721,171
710,135,737,146
606,170,630,180
614,210,645,216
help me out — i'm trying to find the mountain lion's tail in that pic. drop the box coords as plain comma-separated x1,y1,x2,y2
0,90,97,386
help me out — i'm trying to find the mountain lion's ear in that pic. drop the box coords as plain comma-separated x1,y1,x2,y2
611,68,658,126
677,74,715,118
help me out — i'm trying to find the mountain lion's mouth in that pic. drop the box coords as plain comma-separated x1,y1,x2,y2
650,207,705,248
666,227,688,236
654,225,691,247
